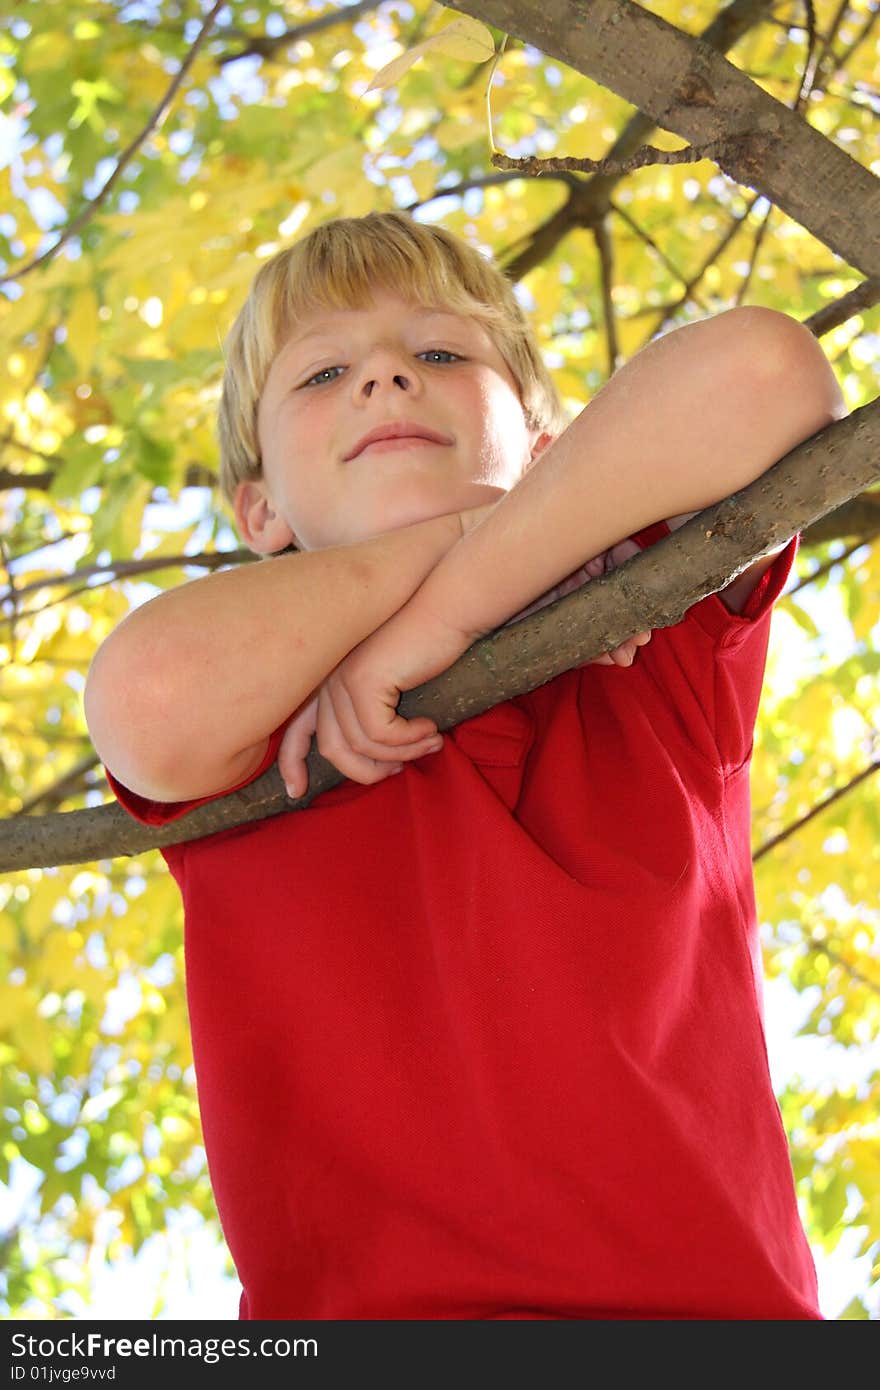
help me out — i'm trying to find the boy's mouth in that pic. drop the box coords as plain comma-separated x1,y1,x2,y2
345,420,453,461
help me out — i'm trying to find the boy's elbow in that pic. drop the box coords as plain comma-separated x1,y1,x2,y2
84,629,181,800
724,305,848,426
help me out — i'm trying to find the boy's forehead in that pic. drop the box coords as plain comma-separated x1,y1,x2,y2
280,299,475,353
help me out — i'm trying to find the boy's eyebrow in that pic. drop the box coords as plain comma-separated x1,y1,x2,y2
283,306,467,353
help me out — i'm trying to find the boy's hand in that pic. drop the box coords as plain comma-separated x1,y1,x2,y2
277,680,447,797
275,609,462,795
279,537,653,787
276,501,503,795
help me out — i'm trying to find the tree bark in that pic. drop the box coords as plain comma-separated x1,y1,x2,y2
2,401,877,872
452,0,880,279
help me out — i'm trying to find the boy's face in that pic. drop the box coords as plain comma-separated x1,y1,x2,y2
235,289,551,552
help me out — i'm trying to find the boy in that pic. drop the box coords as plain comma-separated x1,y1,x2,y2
84,211,847,1320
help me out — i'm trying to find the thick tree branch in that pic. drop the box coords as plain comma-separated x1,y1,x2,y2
457,0,879,281
1,401,877,872
490,0,779,282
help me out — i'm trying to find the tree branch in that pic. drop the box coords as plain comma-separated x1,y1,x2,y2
0,462,216,495
492,0,779,283
4,549,255,607
457,0,879,281
804,938,880,998
802,277,880,338
753,757,880,863
216,0,381,67
1,401,877,872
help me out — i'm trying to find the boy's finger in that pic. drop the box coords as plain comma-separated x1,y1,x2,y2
331,676,437,752
323,747,408,787
317,691,441,783
325,719,443,765
278,722,318,797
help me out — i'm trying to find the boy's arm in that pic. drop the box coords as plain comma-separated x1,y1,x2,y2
84,508,472,803
313,308,845,756
409,307,845,643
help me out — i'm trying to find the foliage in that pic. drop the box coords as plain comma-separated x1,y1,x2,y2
0,0,878,1318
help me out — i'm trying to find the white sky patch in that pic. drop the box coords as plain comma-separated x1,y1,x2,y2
140,296,163,328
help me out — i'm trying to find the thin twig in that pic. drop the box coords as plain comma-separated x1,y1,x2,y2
217,0,380,66
13,754,102,817
753,759,880,863
606,201,711,317
786,529,880,597
802,277,880,338
491,138,734,179
732,201,775,308
4,549,254,604
632,194,763,349
593,217,618,379
804,939,880,998
0,532,19,663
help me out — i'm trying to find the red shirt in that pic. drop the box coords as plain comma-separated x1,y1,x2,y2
106,520,821,1319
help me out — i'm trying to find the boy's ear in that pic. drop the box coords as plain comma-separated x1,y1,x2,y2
529,430,554,462
234,479,298,554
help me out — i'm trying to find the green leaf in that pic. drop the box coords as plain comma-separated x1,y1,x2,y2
47,442,108,502
838,1295,870,1319
133,427,174,487
119,351,218,391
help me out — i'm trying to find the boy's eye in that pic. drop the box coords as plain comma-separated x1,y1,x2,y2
418,349,461,364
302,349,462,388
303,365,344,387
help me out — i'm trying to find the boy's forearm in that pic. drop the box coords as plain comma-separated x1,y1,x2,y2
85,511,462,793
409,310,837,639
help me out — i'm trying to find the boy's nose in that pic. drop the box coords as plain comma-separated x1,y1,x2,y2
354,345,421,399
362,374,410,396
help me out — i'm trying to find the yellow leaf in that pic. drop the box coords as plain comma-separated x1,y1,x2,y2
409,162,438,202
365,16,495,93
16,1011,55,1074
0,284,51,348
345,179,384,219
24,32,69,71
435,116,483,151
302,146,364,201
364,43,431,94
1,983,41,1034
40,930,84,993
65,288,100,380
20,873,67,938
0,913,16,955
424,15,496,64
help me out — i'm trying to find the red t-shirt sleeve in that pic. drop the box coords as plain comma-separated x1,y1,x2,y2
624,519,800,774
103,718,292,828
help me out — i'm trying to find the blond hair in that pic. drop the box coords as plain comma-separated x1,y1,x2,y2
217,211,568,509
